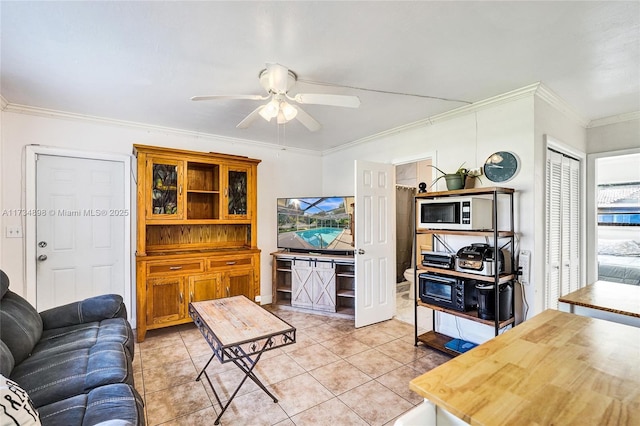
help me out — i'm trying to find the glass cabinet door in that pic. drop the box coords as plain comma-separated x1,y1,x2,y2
147,158,183,219
226,166,249,218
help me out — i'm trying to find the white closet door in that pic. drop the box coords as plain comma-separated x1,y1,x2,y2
545,149,581,309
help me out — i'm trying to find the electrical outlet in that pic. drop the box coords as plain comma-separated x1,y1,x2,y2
5,226,23,238
254,295,261,303
519,250,531,285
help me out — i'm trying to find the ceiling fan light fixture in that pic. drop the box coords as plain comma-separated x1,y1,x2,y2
280,101,298,121
259,98,279,121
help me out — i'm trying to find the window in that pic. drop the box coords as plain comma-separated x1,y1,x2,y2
597,182,640,226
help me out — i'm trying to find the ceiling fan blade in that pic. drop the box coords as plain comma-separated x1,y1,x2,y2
293,106,322,132
191,94,268,101
236,105,265,129
266,63,290,93
292,93,361,108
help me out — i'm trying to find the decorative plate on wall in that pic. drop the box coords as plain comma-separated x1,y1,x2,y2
484,151,520,183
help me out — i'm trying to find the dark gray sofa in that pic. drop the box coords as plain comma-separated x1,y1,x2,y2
0,270,144,425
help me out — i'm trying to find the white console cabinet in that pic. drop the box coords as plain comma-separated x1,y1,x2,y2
291,261,336,312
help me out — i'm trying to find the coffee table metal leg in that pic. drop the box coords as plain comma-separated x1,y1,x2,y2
197,339,278,425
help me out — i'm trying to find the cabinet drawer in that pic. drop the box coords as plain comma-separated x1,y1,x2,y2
208,257,253,269
147,260,204,275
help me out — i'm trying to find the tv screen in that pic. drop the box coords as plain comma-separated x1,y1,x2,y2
277,196,355,253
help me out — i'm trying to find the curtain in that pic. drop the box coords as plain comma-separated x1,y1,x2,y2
396,186,416,282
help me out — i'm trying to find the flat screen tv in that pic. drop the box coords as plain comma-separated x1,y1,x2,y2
277,196,355,254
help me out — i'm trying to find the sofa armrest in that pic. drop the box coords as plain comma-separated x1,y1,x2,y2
39,294,127,330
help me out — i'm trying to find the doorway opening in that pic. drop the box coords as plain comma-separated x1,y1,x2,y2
595,152,640,284
394,158,432,325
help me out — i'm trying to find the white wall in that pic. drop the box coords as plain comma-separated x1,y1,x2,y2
322,94,540,343
0,111,323,306
587,118,640,154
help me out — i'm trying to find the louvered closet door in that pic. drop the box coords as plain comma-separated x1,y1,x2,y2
545,149,581,309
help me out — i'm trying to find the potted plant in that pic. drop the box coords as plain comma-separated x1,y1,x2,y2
430,163,482,190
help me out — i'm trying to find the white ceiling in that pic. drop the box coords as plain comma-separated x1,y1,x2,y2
1,1,639,152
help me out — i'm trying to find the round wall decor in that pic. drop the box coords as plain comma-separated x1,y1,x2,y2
484,151,520,183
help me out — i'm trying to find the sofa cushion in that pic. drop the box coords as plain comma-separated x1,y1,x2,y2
0,290,43,365
1,269,9,298
37,383,144,426
33,317,135,359
40,294,127,330
0,374,41,425
1,340,15,377
10,342,132,408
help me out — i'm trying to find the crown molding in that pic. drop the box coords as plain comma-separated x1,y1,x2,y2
324,83,542,155
534,83,589,127
587,111,640,128
2,102,321,156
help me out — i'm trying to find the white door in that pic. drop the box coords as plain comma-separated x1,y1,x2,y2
36,154,127,311
354,160,396,327
545,149,581,309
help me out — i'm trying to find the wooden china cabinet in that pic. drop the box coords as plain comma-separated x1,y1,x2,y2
134,144,261,341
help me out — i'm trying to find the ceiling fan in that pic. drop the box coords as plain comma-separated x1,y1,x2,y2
191,63,361,132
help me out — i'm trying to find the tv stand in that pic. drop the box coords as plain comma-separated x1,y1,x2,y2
271,251,355,318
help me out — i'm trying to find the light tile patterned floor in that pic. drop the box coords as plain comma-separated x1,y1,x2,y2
133,289,450,426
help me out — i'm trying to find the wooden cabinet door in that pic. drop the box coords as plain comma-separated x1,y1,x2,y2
145,157,184,220
224,268,254,299
312,263,337,312
291,264,314,309
222,164,252,219
189,273,222,302
147,276,186,325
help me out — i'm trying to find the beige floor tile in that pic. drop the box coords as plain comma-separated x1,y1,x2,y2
309,359,372,396
320,335,371,358
371,319,415,337
201,365,262,404
140,340,191,371
407,349,452,373
157,406,217,426
144,380,212,426
190,353,237,377
376,337,428,364
280,329,317,353
143,358,198,393
351,327,397,347
306,322,352,342
287,343,341,371
291,397,368,425
376,365,425,405
252,353,306,385
211,388,289,425
139,329,185,353
268,373,334,417
346,348,403,378
339,380,414,426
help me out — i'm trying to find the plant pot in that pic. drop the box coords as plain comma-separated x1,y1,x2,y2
464,176,476,189
444,174,464,190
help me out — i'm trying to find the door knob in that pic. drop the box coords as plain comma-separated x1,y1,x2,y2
358,249,365,255
38,241,47,248
38,254,48,261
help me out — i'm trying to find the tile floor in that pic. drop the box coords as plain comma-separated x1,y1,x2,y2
133,286,449,426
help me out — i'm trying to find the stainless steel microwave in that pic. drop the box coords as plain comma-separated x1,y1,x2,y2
417,197,493,230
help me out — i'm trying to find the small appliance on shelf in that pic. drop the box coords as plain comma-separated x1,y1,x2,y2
455,243,505,276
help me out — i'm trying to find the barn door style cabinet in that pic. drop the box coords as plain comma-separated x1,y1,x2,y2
134,144,261,341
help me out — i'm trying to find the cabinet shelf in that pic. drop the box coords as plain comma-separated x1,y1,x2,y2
417,300,515,327
337,289,355,298
416,229,515,237
417,331,463,357
276,285,292,293
337,273,355,278
417,266,515,283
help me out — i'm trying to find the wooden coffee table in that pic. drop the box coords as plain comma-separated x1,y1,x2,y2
189,296,296,425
